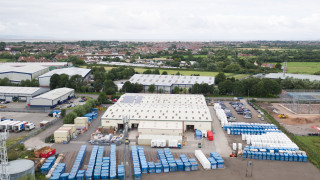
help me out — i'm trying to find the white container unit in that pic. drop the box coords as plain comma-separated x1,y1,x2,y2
232,143,237,151
201,130,207,138
244,132,299,150
195,150,211,170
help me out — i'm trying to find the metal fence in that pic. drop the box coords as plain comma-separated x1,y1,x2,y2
0,108,51,113
7,117,60,150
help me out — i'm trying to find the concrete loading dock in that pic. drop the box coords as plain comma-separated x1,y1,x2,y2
138,121,183,136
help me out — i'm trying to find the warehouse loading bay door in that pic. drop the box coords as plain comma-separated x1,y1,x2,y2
186,125,194,131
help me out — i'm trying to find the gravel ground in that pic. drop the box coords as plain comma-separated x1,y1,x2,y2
1,112,56,140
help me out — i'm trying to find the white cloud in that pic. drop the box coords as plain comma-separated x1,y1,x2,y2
0,0,319,40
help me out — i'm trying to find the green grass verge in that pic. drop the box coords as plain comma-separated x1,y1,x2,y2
6,135,27,147
0,58,11,62
254,102,320,169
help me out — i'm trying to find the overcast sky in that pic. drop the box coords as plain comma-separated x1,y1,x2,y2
0,0,320,41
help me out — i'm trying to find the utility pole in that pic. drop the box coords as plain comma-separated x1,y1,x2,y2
0,130,9,180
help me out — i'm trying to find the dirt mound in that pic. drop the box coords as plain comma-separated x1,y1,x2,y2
283,117,320,125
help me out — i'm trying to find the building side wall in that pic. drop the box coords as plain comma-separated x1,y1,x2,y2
138,128,183,136
38,76,50,87
101,118,211,132
0,72,32,82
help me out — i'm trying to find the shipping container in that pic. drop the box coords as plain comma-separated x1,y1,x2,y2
195,150,210,169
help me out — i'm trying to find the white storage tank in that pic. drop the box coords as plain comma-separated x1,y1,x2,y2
1,159,35,180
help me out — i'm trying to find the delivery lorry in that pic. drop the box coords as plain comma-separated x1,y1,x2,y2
13,121,28,132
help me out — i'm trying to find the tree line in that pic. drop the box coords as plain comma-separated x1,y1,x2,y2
0,77,39,87
63,99,99,124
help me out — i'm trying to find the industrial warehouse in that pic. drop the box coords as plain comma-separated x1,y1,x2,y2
38,67,91,87
0,86,49,102
0,63,49,83
29,87,75,108
129,74,215,93
101,93,212,131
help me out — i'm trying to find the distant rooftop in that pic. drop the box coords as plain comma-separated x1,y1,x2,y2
38,67,91,78
263,73,320,81
0,86,45,95
0,63,48,74
32,87,74,100
129,74,215,86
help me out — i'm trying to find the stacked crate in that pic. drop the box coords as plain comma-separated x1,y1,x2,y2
110,144,117,179
68,145,86,179
40,156,56,174
94,146,105,179
131,146,142,180
86,145,98,179
209,152,224,168
138,147,148,174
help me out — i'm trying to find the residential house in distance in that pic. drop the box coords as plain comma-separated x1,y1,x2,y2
261,63,275,68
135,58,172,65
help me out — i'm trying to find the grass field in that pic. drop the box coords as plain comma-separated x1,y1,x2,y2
270,62,320,74
286,62,320,74
295,136,320,169
101,66,250,79
0,58,11,62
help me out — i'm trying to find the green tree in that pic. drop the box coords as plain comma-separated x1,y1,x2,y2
161,71,168,75
172,86,180,94
215,72,226,85
148,84,156,93
153,69,160,74
73,106,86,116
50,74,60,90
105,87,116,95
63,111,77,124
103,80,118,93
122,81,133,92
176,71,181,75
98,93,107,104
275,63,282,69
68,75,83,91
0,42,6,51
61,109,66,118
143,69,153,74
59,74,69,87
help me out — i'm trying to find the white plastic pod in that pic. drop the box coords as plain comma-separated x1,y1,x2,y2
233,143,237,150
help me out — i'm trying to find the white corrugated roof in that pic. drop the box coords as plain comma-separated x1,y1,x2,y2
32,88,74,100
0,64,48,74
138,121,183,130
264,73,320,81
102,93,212,122
129,74,215,86
38,67,91,78
0,86,44,95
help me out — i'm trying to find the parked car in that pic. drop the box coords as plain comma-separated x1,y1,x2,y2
258,114,261,118
244,115,252,119
260,117,265,121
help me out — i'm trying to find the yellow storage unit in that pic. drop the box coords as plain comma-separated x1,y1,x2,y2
61,124,76,134
74,117,89,125
54,129,70,143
